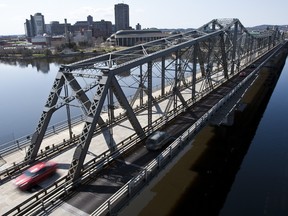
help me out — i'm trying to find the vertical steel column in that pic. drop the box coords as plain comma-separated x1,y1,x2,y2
108,88,114,150
147,61,153,129
249,37,255,62
161,56,165,96
220,33,229,79
64,84,73,140
140,65,143,106
196,43,206,77
231,22,239,75
192,45,197,100
174,51,179,109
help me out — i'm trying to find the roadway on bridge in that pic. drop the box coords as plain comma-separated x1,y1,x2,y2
0,64,255,215
49,68,256,215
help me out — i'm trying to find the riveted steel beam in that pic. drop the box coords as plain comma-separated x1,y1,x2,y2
67,74,111,181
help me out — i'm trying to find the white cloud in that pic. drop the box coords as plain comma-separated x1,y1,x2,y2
0,3,8,8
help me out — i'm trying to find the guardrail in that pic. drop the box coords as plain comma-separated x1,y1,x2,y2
0,71,208,181
90,43,287,216
0,61,225,159
0,114,85,156
91,75,242,216
90,65,257,215
2,68,223,216
3,45,281,215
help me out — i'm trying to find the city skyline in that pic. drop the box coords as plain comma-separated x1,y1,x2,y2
0,0,288,36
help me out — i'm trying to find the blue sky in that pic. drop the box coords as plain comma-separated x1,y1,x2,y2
0,0,287,35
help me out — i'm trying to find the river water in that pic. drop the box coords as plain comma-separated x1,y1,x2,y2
0,57,288,215
219,57,288,215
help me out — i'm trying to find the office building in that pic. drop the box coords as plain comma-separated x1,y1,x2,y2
114,3,130,31
46,21,72,36
107,29,169,46
136,23,141,30
87,15,93,29
24,13,45,38
93,20,113,38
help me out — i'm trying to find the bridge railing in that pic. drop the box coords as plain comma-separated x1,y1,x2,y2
3,43,282,215
2,51,268,215
0,73,191,157
89,61,260,215
1,67,219,215
0,114,85,156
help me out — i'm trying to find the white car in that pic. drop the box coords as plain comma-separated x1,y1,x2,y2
145,131,171,151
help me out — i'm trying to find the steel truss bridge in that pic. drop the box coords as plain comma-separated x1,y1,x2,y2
25,18,284,181
1,18,285,215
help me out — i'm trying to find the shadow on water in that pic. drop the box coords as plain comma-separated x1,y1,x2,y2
168,63,284,215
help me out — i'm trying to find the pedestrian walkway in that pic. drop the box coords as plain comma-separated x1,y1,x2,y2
0,73,212,214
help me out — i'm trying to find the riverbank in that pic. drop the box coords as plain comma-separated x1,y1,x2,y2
0,51,103,61
118,46,288,216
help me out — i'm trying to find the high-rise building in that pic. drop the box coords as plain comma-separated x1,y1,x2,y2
33,13,45,36
87,15,93,29
24,19,33,38
24,13,45,38
114,3,130,31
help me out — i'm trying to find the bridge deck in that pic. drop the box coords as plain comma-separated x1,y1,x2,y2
118,59,281,216
50,69,258,215
0,56,265,215
0,71,219,214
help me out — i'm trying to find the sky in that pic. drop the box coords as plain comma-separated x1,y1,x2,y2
0,0,287,35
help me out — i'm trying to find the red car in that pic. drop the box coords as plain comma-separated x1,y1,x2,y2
14,161,57,190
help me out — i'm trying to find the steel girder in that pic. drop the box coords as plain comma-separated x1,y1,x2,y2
25,72,65,161
24,18,283,181
67,74,110,180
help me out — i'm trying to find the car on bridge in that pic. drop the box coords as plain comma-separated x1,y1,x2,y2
14,161,57,191
239,71,247,77
145,131,172,151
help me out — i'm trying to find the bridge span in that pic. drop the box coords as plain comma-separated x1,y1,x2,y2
0,18,287,215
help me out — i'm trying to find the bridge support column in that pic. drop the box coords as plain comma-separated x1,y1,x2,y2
148,61,153,129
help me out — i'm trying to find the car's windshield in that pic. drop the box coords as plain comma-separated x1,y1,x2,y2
146,139,157,145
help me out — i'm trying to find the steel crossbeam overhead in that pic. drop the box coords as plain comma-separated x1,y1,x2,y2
24,18,284,181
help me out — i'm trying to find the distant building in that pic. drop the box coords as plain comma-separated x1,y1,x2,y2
107,29,169,47
31,35,50,47
24,12,116,45
24,13,45,38
46,21,72,36
33,13,45,35
24,19,33,38
50,35,66,48
114,3,130,31
93,20,113,39
73,21,89,32
87,15,93,29
136,23,142,30
73,30,93,45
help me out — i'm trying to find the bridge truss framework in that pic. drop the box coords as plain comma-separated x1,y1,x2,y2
24,18,284,181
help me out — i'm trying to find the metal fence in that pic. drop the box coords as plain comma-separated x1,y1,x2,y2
90,68,254,216
0,114,85,156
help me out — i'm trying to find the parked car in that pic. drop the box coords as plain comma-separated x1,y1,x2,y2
14,161,57,190
145,131,171,151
